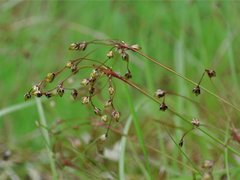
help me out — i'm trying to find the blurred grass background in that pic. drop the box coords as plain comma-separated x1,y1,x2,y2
1,0,240,179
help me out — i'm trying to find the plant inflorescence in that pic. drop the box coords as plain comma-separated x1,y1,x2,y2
25,39,240,178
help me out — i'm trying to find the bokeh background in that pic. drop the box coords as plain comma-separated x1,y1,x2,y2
1,1,240,179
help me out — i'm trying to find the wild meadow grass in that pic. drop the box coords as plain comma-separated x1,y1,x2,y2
1,1,240,180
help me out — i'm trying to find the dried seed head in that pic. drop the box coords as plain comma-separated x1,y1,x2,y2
89,86,95,95
101,115,108,122
108,86,115,95
160,102,168,111
205,69,216,78
192,86,201,96
107,50,114,58
45,92,52,98
105,99,112,107
46,72,55,83
90,69,100,79
71,89,78,100
191,118,200,128
57,85,64,97
69,41,87,51
112,110,120,121
179,139,184,147
81,78,90,86
24,92,31,101
202,160,214,169
94,107,102,116
82,96,90,104
66,61,73,68
155,89,165,98
124,71,132,79
2,150,11,161
99,134,107,143
122,53,129,62
33,90,43,97
130,44,141,51
71,64,78,74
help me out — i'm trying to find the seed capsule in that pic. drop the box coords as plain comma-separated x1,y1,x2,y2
192,86,201,96
66,61,73,68
24,92,31,101
107,51,114,58
45,92,52,98
124,71,132,79
122,53,129,62
108,86,115,95
34,90,42,97
205,69,216,78
94,107,101,116
57,85,64,97
130,44,141,51
69,41,87,51
71,89,78,100
46,72,55,83
155,89,165,98
112,110,120,121
71,64,78,74
81,79,90,86
179,139,184,147
191,118,200,128
101,115,108,122
159,102,168,111
82,96,90,104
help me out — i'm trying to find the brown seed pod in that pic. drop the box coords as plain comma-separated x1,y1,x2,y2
205,69,216,78
192,86,201,96
24,92,31,101
155,89,165,98
159,102,168,111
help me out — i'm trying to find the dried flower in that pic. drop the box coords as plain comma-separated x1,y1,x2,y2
89,86,95,95
71,89,78,100
159,102,168,111
155,89,165,98
90,69,100,79
202,160,214,169
107,50,114,58
33,90,42,97
46,72,55,83
71,64,78,74
81,78,90,86
82,96,90,104
130,44,141,51
179,139,184,147
45,92,52,98
99,134,107,142
94,107,102,116
124,71,132,79
57,85,64,97
112,110,120,121
2,150,11,161
24,92,31,101
122,53,129,62
101,115,108,122
105,99,112,107
191,118,200,128
69,41,87,51
66,61,73,68
192,85,201,96
108,86,115,95
205,69,216,78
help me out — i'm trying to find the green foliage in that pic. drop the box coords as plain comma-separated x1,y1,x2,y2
1,1,240,179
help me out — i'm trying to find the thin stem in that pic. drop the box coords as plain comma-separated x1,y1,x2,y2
135,50,240,112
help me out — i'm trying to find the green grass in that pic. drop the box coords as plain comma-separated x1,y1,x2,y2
1,1,240,179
